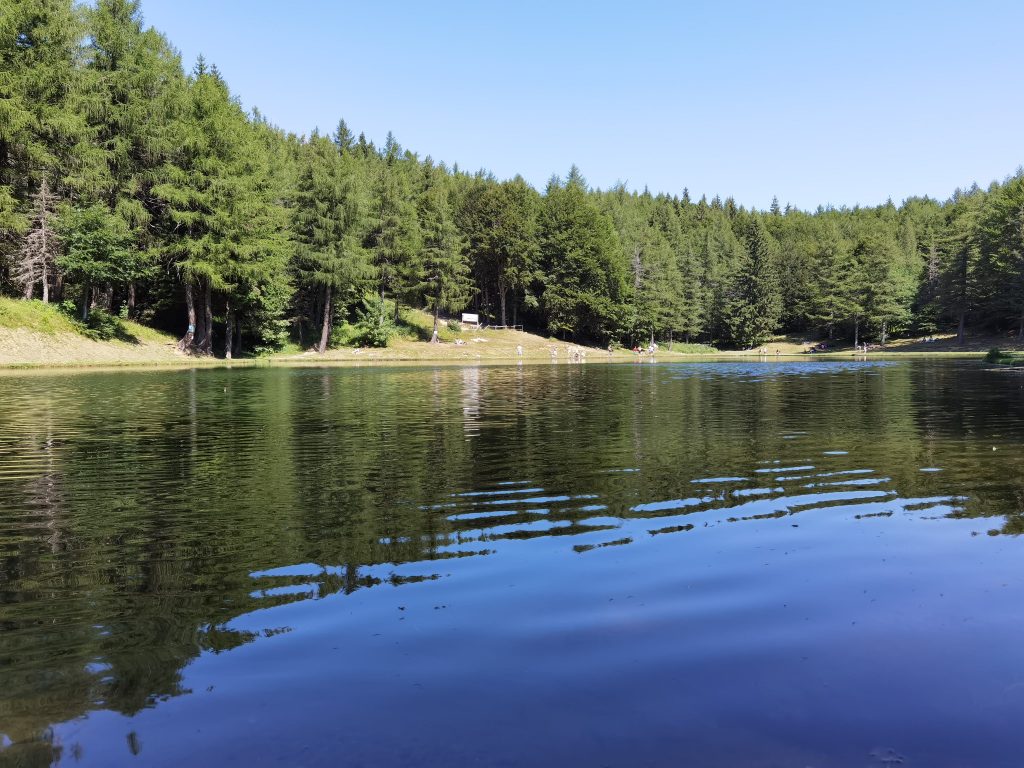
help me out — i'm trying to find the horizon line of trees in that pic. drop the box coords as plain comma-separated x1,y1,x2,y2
3,0,1024,355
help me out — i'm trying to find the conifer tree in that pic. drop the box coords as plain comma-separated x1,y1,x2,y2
75,0,185,312
367,134,419,325
490,177,541,327
722,217,782,348
156,62,287,354
937,189,985,343
857,234,913,345
333,119,354,155
14,179,59,302
702,212,745,343
0,0,86,203
807,221,859,340
416,164,472,341
293,132,372,352
55,202,133,320
978,176,1024,336
541,167,626,341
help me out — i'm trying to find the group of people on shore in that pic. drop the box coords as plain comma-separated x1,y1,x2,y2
631,342,658,356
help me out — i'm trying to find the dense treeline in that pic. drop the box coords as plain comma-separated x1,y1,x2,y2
3,0,1023,353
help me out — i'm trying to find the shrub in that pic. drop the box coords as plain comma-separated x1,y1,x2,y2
355,321,392,348
986,347,1006,363
446,318,462,333
82,308,126,341
352,295,394,348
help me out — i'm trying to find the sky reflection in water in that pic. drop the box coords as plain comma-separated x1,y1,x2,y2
1,360,1024,767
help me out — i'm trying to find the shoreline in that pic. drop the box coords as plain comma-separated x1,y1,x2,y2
4,301,1018,373
0,347,995,374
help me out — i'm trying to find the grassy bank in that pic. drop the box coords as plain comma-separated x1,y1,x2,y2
0,300,715,369
1,298,1017,370
0,298,189,368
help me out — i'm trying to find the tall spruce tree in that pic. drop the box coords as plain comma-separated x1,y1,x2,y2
75,0,185,313
722,217,782,348
978,175,1024,336
416,163,471,341
155,61,287,355
292,132,372,352
367,132,419,325
540,167,626,341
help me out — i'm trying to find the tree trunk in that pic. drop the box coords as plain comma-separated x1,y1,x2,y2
957,310,966,345
431,289,440,343
54,273,64,303
318,285,332,354
233,317,242,358
23,280,33,300
127,282,136,318
81,283,91,321
178,282,196,352
1019,308,1024,340
194,294,207,350
224,300,234,360
41,263,48,303
200,280,213,355
880,320,888,346
378,285,386,327
853,317,859,350
499,282,508,327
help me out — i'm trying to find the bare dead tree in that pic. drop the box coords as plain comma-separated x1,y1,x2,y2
15,179,60,302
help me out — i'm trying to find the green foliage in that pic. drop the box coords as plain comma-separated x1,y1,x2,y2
367,136,421,312
722,218,783,348
415,163,472,330
80,307,129,341
986,347,1006,363
457,174,541,326
55,203,136,286
540,168,627,342
352,295,395,347
293,133,372,297
667,342,718,354
3,0,1024,356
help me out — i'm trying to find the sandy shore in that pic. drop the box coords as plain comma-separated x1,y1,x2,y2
1,324,1016,372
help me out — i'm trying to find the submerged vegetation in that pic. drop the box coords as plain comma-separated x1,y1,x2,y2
2,0,1024,358
985,347,1022,365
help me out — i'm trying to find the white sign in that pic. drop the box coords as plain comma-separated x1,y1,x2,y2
461,313,479,325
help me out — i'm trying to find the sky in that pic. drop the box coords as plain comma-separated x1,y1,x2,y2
140,0,1024,211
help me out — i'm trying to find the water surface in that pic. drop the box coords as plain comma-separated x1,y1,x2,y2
2,360,1024,767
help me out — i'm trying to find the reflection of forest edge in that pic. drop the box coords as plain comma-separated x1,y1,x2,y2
1,361,1022,763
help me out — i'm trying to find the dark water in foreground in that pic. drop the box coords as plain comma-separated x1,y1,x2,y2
2,360,1024,767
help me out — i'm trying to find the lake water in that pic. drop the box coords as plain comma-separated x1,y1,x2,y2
2,360,1024,767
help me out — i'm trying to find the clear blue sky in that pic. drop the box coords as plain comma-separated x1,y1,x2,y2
140,0,1024,210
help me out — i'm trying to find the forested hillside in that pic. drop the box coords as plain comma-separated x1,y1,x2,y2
3,0,1023,355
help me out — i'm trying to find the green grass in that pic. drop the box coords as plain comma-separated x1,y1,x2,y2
275,340,305,356
0,297,176,345
396,308,460,343
0,297,82,334
121,318,175,344
664,342,718,354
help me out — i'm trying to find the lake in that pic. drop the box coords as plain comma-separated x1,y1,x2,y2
2,360,1024,767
